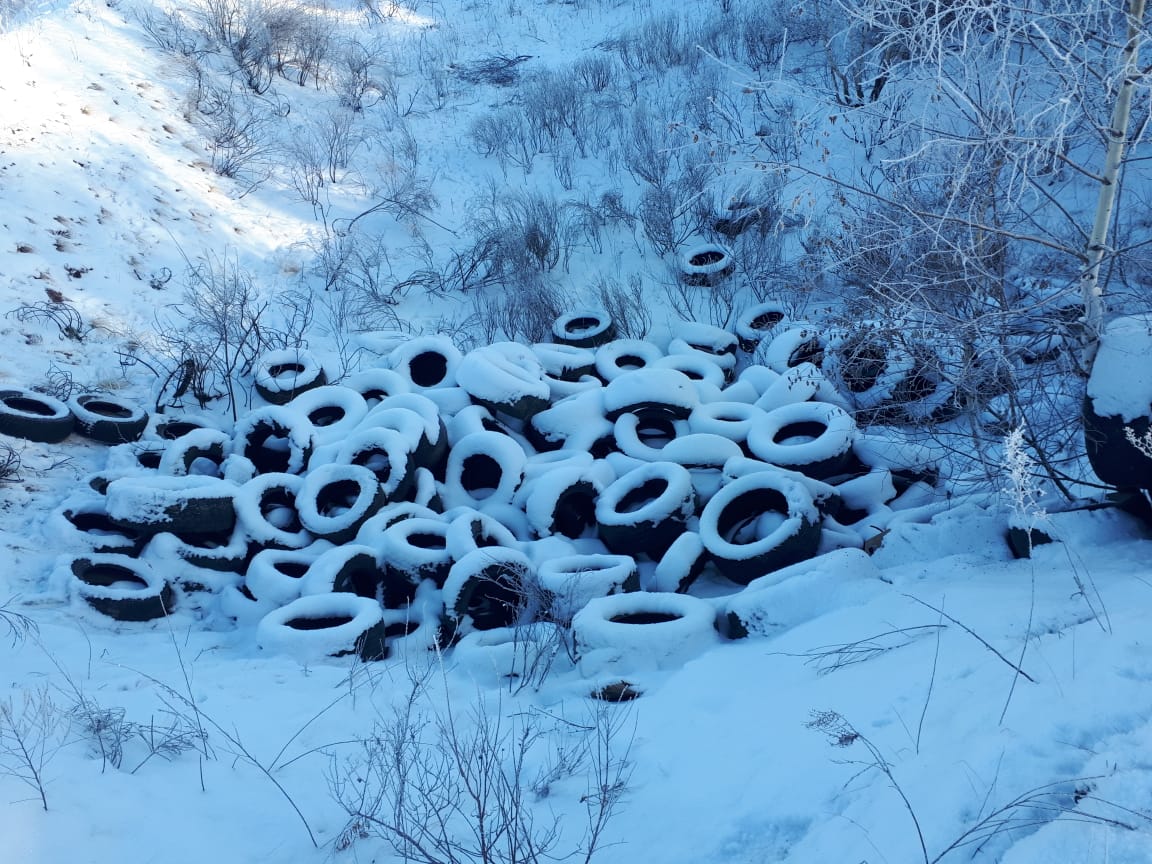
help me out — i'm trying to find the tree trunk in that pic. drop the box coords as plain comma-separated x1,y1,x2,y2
1081,0,1147,364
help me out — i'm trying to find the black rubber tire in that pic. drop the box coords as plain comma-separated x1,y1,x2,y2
746,401,857,480
603,368,699,421
287,385,368,445
552,310,617,349
253,350,328,405
0,388,73,443
70,554,174,621
679,243,735,287
158,428,231,477
595,461,696,558
390,335,462,390
441,430,527,511
698,469,822,585
456,343,551,420
335,427,416,503
594,339,664,382
295,464,386,545
51,497,145,555
380,516,453,603
443,547,535,632
733,302,788,353
233,406,316,476
105,475,237,537
523,467,603,540
235,473,314,551
68,394,149,444
256,594,388,661
144,524,252,573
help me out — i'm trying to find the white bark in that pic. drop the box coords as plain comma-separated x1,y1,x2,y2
1081,0,1147,363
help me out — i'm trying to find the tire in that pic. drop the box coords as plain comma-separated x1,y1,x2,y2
153,413,225,441
256,594,388,661
105,475,237,536
70,554,174,621
68,394,149,444
49,496,144,555
679,243,735,287
445,508,521,559
157,428,231,477
537,553,638,621
287,385,368,446
390,335,462,390
603,368,699,421
233,406,316,476
254,349,328,405
571,592,718,672
343,368,411,405
334,427,416,503
532,341,598,381
456,342,550,420
823,329,914,415
762,324,829,373
235,473,314,550
732,302,788,353
552,309,617,349
295,463,386,545
441,431,527,511
612,411,690,462
746,401,857,480
370,394,448,478
244,545,327,606
657,432,743,501
651,353,727,390
524,389,614,456
442,546,535,633
595,461,696,558
522,465,606,539
143,524,251,573
687,401,767,450
651,531,709,593
698,468,822,585
300,544,385,598
381,516,453,602
0,388,72,443
594,339,663,382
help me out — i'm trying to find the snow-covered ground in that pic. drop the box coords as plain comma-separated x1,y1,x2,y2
3,2,1152,863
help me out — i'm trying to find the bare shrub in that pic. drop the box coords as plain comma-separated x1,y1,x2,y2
467,108,535,176
471,269,570,344
0,686,66,811
195,83,276,191
594,275,652,339
330,668,631,864
336,37,392,112
469,189,577,275
572,52,617,94
7,298,92,341
638,163,712,257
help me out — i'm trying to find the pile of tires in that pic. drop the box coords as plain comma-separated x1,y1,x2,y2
37,320,937,672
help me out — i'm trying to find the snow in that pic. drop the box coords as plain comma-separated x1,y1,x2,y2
1086,313,1152,421
3,2,1152,864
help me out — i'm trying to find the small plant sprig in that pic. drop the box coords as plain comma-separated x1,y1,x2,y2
6,299,90,341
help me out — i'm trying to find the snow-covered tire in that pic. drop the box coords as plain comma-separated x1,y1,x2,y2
733,301,788,352
287,386,368,446
143,524,251,573
603,368,699,421
651,353,727,390
70,554,174,621
333,427,415,503
233,406,316,476
537,554,638,621
687,401,766,450
572,592,718,672
105,475,237,536
390,335,462,390
442,547,535,634
456,342,551,420
343,368,410,405
0,388,73,443
254,349,328,405
299,544,384,599
381,517,453,601
651,531,709,593
762,325,829,373
594,339,664,382
153,414,225,441
824,330,915,414
523,465,605,539
371,394,448,478
244,545,326,607
157,428,231,477
699,469,822,584
235,473,314,550
552,309,617,349
595,462,696,558
746,401,857,480
441,431,526,511
68,394,149,444
295,464,385,544
679,243,735,287
256,594,388,661
524,389,614,455
50,496,144,555
612,411,689,462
